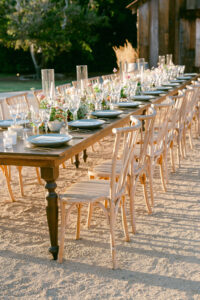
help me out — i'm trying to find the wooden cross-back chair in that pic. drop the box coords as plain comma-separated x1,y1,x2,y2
168,93,186,171
5,92,30,111
147,98,175,205
88,106,157,233
33,90,42,108
175,88,196,159
0,165,15,201
4,93,42,200
184,84,200,149
56,83,72,97
102,74,116,81
87,76,100,85
191,80,200,136
58,118,141,269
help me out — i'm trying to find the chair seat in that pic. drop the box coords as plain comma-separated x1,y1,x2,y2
89,160,122,178
60,180,110,203
89,156,144,178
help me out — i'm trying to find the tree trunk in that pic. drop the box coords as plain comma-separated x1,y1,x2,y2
30,44,41,80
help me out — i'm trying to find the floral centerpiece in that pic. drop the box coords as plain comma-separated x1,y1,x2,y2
48,106,67,132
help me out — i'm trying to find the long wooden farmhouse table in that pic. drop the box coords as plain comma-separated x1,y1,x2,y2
0,76,198,260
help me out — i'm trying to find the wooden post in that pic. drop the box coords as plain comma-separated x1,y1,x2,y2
195,18,200,67
149,0,159,67
158,0,170,55
138,1,150,62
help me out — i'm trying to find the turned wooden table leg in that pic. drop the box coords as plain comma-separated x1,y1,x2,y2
41,166,59,260
83,149,88,163
74,154,80,168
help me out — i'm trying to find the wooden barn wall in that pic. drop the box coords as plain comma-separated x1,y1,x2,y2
158,0,170,56
138,1,150,62
195,18,200,67
179,18,196,71
149,0,159,67
135,0,198,69
186,0,200,9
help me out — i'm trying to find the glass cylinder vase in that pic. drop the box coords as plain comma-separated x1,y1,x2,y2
41,69,55,101
76,65,88,91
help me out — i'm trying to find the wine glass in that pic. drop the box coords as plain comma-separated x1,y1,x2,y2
9,104,18,125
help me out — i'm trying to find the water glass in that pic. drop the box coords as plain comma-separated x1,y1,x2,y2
3,134,13,149
6,130,17,145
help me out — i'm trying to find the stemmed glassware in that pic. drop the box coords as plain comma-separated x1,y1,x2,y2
40,108,50,134
9,104,19,125
70,94,80,120
30,106,42,134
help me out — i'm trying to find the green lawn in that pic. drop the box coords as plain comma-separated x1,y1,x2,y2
0,71,105,93
0,74,74,93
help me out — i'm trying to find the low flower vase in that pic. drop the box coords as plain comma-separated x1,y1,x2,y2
48,120,63,132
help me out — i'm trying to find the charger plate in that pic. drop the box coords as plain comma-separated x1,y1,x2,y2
91,110,123,118
27,134,72,147
68,119,105,129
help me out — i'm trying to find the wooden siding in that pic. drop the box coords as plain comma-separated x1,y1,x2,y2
127,0,200,71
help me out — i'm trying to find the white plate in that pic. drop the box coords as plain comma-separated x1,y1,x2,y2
0,119,29,128
171,79,185,83
116,101,142,108
91,110,123,118
27,134,72,147
156,86,173,91
184,73,197,76
177,76,192,80
162,83,180,87
68,119,105,129
131,95,155,101
143,90,166,96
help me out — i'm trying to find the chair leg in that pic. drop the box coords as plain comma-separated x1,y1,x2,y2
188,124,193,150
58,202,66,263
8,166,11,181
62,162,66,169
170,141,176,172
182,130,187,158
109,203,116,269
129,176,136,234
121,196,130,242
4,166,15,202
17,166,24,197
76,204,81,240
35,167,43,185
158,155,167,192
140,174,152,214
87,203,93,229
164,147,168,183
148,157,154,207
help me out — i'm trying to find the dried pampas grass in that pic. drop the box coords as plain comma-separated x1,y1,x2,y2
113,40,138,68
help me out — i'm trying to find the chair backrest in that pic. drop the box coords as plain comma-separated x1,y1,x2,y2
130,105,157,168
110,117,141,202
153,98,175,155
32,89,42,107
171,92,186,131
102,74,116,82
88,76,100,86
56,83,71,96
184,87,196,122
6,92,30,111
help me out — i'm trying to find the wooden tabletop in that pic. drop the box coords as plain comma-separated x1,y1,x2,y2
0,75,198,168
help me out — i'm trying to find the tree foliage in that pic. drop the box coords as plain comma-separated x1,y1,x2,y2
0,0,136,75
